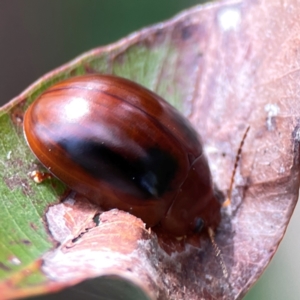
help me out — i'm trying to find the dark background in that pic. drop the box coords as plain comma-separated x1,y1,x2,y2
0,0,199,104
1,1,299,299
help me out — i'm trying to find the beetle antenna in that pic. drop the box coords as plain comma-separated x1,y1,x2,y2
223,126,250,207
208,227,228,278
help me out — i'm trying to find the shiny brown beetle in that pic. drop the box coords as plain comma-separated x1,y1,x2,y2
23,74,221,236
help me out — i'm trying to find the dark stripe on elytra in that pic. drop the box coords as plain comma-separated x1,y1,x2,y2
57,136,178,200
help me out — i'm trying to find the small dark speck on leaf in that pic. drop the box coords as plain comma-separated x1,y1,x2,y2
21,239,31,245
72,231,87,244
93,213,100,226
30,222,38,231
181,25,195,40
0,262,11,271
9,239,31,245
71,236,81,244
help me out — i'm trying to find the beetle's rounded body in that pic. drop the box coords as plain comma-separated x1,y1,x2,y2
23,74,221,236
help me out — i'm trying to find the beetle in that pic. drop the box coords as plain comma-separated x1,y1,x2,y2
23,74,221,236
